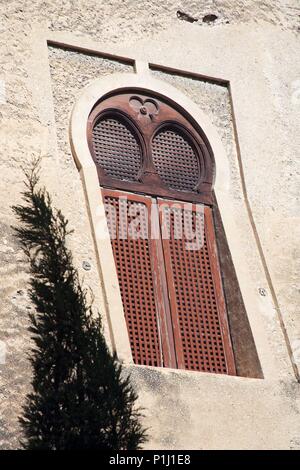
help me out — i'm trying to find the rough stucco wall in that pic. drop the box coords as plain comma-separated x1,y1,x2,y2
48,46,132,164
0,0,299,450
128,365,300,450
151,71,242,201
0,223,31,449
0,45,132,448
47,49,132,344
1,1,299,42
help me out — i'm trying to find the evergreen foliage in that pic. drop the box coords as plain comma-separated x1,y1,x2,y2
12,160,147,450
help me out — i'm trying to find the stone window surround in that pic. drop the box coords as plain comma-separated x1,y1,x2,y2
33,28,298,382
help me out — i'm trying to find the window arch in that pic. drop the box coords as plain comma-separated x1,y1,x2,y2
87,91,214,205
87,90,236,375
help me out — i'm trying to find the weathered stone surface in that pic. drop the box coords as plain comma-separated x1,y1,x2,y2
0,0,299,450
48,46,132,164
0,222,31,449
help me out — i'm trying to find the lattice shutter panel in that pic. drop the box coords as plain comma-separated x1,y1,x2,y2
159,199,236,374
92,117,142,182
102,190,162,367
152,129,199,192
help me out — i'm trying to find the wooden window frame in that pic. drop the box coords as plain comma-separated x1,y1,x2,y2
87,91,215,206
67,65,265,379
88,89,238,375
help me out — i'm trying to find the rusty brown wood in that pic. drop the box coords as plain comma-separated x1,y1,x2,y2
101,188,179,368
87,91,215,205
157,198,236,375
151,199,177,369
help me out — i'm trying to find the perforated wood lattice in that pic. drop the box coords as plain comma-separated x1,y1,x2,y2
160,203,229,373
103,192,162,367
92,117,142,181
152,129,199,191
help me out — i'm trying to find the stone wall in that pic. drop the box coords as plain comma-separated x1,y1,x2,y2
0,0,299,449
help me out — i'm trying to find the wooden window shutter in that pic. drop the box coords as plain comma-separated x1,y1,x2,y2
102,189,176,368
102,190,235,374
158,199,236,374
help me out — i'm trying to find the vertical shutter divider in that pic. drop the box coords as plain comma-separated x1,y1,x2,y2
158,200,186,369
151,198,177,369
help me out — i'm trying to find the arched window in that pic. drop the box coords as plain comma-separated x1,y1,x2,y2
87,90,236,375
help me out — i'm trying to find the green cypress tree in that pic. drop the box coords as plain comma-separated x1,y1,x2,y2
12,160,147,450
